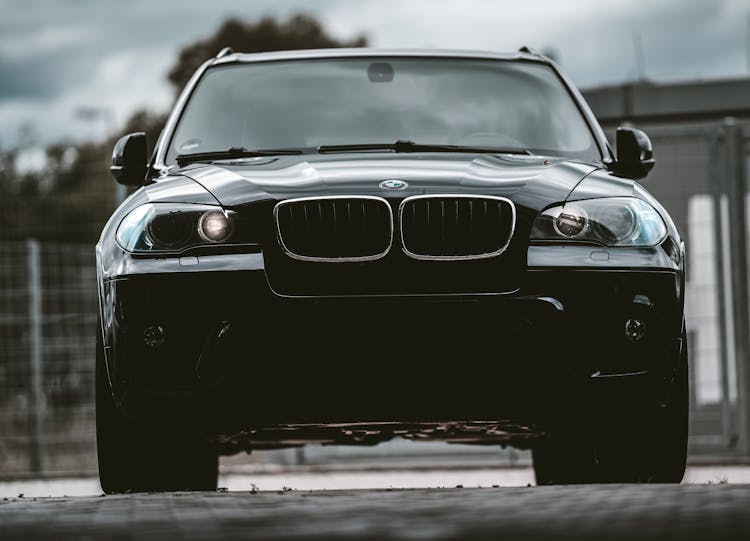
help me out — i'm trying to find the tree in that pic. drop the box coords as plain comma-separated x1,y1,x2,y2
120,109,169,160
168,14,367,93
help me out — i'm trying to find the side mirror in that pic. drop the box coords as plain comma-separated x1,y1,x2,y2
110,132,148,186
613,127,655,180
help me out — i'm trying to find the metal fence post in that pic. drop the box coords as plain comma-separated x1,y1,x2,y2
709,129,734,448
723,119,750,457
27,238,44,473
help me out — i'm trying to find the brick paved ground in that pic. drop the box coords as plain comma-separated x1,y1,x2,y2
1,484,749,540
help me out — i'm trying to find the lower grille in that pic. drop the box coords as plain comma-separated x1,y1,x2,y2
274,196,393,262
399,195,515,260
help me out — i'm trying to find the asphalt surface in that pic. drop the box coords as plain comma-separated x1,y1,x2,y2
2,484,749,540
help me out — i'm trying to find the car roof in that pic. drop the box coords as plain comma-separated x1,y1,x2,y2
211,48,547,66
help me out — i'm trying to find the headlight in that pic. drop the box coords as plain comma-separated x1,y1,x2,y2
116,203,257,254
530,197,667,246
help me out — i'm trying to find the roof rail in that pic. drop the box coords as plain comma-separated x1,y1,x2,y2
518,46,538,55
216,47,235,59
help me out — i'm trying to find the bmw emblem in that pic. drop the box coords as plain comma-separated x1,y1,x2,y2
380,179,408,190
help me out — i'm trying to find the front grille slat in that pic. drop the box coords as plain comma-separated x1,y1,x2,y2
440,199,446,243
399,195,515,260
275,196,393,262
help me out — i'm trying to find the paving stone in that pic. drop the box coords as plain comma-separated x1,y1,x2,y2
1,484,749,540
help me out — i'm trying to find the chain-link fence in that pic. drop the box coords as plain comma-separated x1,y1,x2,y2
1,120,749,476
0,241,98,474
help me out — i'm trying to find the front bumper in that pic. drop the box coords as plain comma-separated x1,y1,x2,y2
100,246,683,435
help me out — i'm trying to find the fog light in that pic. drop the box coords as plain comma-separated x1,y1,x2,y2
624,319,646,342
144,325,165,348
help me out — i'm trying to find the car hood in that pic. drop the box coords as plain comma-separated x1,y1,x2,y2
176,152,599,212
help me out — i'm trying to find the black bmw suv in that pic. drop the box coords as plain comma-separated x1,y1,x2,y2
96,47,687,492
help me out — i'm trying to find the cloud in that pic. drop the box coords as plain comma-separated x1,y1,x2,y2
0,0,748,148
0,46,173,146
0,25,96,61
324,0,749,83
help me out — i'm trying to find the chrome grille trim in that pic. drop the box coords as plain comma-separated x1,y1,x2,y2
398,194,516,261
274,196,394,262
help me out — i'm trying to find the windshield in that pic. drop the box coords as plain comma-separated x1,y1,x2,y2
167,57,601,163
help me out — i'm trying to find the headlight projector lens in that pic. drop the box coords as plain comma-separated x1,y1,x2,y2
148,212,190,248
198,211,232,243
553,205,588,237
593,204,637,243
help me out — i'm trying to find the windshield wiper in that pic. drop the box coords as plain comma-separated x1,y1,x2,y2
317,140,532,155
176,147,303,166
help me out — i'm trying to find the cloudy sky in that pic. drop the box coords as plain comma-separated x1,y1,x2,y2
1,0,749,149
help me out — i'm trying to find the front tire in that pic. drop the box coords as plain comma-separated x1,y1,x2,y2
534,329,688,485
532,436,596,485
96,323,218,493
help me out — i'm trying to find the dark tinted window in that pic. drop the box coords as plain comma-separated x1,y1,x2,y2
168,58,599,162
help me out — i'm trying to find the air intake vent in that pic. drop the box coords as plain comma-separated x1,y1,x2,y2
275,196,393,262
399,195,515,260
